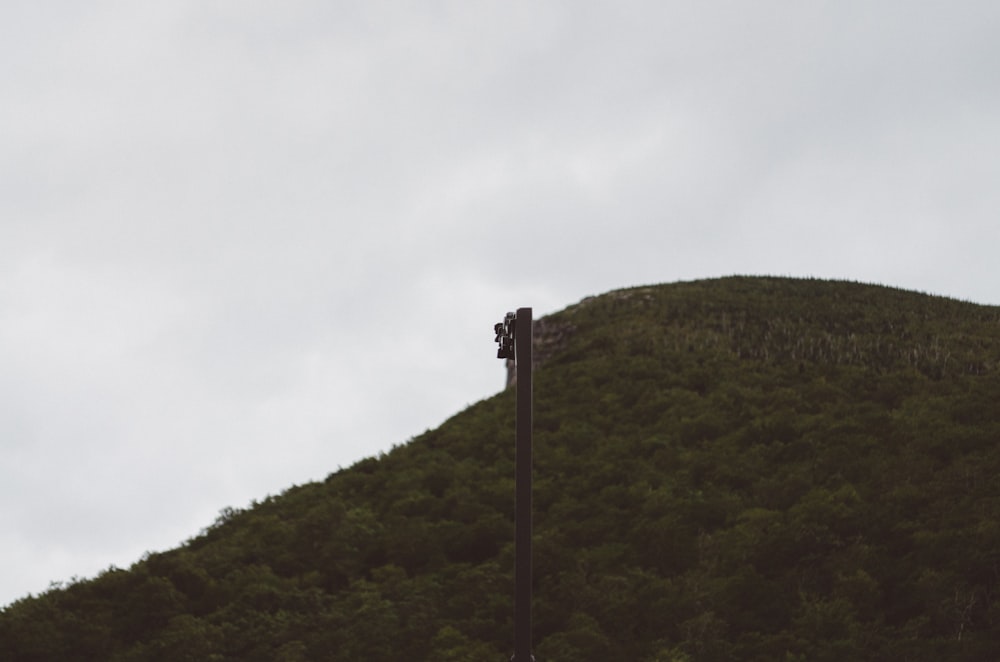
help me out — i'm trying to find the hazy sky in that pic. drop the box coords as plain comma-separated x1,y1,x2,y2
2,1,999,607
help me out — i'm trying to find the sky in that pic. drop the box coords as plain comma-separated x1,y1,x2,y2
2,0,999,607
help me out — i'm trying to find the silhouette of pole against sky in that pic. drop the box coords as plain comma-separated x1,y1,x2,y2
495,308,534,662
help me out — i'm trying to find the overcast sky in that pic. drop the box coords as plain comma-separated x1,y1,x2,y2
2,1,998,607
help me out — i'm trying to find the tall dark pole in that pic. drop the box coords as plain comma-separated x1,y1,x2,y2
495,309,533,662
514,308,533,662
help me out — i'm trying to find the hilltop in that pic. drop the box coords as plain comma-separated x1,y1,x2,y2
2,277,1000,661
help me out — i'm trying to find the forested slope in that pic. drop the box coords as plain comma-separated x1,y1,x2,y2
3,277,1000,661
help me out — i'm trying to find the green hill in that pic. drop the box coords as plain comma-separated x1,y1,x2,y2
3,276,1000,661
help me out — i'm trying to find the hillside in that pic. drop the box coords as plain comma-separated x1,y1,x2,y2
3,276,1000,661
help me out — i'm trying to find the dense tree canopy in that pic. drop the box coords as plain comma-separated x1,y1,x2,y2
3,277,1000,660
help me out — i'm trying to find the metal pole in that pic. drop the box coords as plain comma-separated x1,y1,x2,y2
513,308,533,662
495,309,533,662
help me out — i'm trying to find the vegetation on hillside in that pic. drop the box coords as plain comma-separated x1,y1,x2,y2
3,277,1000,660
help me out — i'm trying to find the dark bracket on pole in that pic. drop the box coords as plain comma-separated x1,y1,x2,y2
495,312,516,360
495,308,534,662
